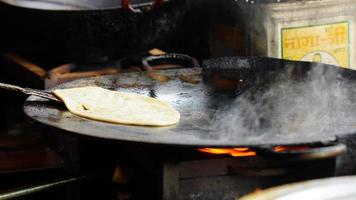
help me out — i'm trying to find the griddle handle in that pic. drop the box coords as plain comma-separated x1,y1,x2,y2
141,53,200,70
264,143,346,160
122,0,140,13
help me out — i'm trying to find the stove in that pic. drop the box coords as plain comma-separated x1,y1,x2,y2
30,133,353,200
163,145,344,200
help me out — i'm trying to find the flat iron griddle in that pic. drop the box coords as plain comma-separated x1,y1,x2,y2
23,65,346,147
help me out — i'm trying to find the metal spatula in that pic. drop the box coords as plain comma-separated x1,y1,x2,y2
0,82,61,102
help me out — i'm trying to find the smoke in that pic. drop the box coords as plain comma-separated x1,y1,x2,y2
211,64,356,140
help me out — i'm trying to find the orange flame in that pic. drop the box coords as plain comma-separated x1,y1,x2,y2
198,145,311,157
197,147,256,157
273,146,310,152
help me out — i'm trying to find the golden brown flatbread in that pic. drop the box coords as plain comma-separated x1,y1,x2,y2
53,86,180,126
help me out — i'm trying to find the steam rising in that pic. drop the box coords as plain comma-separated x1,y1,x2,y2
211,64,356,140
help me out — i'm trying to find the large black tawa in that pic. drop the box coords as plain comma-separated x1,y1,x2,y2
23,61,355,147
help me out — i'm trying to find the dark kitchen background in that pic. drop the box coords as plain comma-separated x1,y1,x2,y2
0,1,238,199
1,0,356,200
0,0,224,129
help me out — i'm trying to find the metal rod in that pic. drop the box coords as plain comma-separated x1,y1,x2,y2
0,176,84,199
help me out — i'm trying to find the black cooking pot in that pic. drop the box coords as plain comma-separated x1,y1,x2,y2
0,0,190,63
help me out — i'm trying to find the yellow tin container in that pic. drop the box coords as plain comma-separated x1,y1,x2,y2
212,0,356,68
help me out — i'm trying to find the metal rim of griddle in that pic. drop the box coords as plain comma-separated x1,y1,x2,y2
23,57,356,148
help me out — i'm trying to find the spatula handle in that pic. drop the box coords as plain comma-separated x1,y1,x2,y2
0,82,61,102
0,82,26,93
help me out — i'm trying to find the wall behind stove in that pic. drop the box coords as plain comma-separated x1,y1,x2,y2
0,0,238,65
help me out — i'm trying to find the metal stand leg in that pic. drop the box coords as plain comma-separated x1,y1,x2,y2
162,162,179,200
